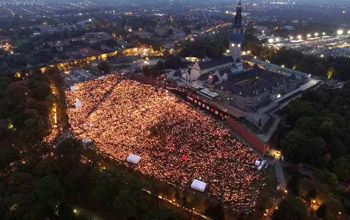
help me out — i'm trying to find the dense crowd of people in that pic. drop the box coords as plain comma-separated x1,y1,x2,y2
65,75,263,211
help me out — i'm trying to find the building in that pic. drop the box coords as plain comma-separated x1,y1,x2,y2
184,1,245,83
167,0,310,113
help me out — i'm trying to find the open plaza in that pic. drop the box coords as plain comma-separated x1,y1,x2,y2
65,74,265,212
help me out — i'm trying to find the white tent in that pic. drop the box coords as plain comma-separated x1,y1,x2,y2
82,138,92,144
127,154,141,164
191,179,207,192
258,160,267,171
70,86,78,91
75,98,82,108
255,160,261,167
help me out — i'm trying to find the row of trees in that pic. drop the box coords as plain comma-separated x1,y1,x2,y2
278,83,350,218
0,136,183,220
0,69,54,147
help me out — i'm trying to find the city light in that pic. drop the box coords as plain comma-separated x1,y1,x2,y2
307,34,311,38
337,29,344,35
268,39,274,43
297,35,302,40
322,32,326,36
314,32,319,37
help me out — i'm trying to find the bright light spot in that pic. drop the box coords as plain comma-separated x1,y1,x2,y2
73,209,78,214
322,32,326,36
277,94,281,99
290,36,293,40
297,35,302,40
268,39,274,43
314,32,319,37
337,29,344,35
307,34,311,38
275,38,280,42
281,64,285,68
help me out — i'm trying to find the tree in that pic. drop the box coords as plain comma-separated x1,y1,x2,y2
90,168,124,207
142,208,180,220
98,61,111,74
316,197,344,220
33,175,64,206
205,203,225,220
331,157,350,182
57,203,77,220
272,196,307,220
281,130,307,161
55,138,83,169
0,148,20,169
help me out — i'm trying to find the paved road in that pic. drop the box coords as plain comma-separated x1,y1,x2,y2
274,161,287,192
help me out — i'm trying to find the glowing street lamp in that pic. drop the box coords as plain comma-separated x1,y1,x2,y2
290,36,293,40
337,29,344,35
322,32,326,36
314,32,319,37
275,37,280,42
348,30,350,35
268,39,274,43
307,34,311,38
297,35,302,40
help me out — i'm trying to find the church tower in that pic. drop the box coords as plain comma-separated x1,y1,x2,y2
229,0,244,62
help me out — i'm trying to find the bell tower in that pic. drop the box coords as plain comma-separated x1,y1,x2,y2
229,0,244,62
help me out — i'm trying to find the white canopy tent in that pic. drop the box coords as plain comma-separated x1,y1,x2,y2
255,160,261,167
258,160,267,171
127,154,141,164
191,179,207,192
82,138,92,144
75,98,82,108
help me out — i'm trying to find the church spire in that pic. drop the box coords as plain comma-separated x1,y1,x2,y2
234,0,243,34
228,0,244,61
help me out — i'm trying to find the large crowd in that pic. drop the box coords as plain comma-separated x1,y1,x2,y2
65,75,263,211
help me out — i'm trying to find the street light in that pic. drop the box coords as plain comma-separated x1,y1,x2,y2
322,32,326,36
268,39,274,43
307,34,311,38
314,32,319,37
297,35,302,40
337,29,344,35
